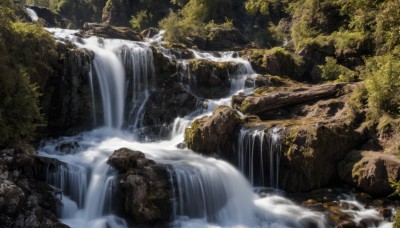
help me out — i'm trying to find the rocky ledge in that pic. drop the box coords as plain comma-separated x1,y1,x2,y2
184,80,400,196
78,23,143,41
107,148,172,225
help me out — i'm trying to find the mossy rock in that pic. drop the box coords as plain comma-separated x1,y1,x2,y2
240,47,306,81
185,106,243,155
183,59,241,99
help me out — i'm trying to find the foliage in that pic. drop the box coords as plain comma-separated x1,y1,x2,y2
364,47,400,118
0,0,56,149
319,57,356,82
130,10,152,30
375,0,400,53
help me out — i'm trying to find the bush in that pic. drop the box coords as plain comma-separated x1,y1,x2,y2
0,1,56,149
319,57,356,82
364,47,400,118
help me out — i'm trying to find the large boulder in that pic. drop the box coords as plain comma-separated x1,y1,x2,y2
185,106,243,155
280,121,366,192
0,149,66,227
183,59,241,99
339,151,400,196
108,148,172,225
141,48,198,138
26,5,73,28
240,48,307,81
191,27,251,51
40,42,95,136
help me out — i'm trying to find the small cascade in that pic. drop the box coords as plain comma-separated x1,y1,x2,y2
47,163,88,208
26,7,39,21
118,44,154,131
170,159,258,226
237,126,282,187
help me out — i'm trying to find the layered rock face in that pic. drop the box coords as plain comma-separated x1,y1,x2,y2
108,148,172,225
0,149,65,228
41,42,94,136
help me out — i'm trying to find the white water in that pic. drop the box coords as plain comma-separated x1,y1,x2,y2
39,29,390,228
238,127,282,187
26,7,39,21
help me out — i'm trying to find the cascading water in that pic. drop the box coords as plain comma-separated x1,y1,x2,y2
237,126,282,188
38,29,390,228
26,7,39,21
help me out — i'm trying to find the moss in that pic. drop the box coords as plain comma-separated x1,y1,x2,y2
394,210,400,228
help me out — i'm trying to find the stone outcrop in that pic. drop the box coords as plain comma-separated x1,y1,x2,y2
191,27,251,51
26,5,73,28
79,23,142,41
185,106,243,155
182,59,241,99
280,121,366,192
40,42,95,136
141,48,198,138
0,149,65,228
339,151,400,196
240,48,307,81
107,148,172,225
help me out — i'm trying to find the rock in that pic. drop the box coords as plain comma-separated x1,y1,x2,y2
192,27,250,51
108,148,172,225
298,41,335,82
184,106,243,155
26,5,73,28
141,28,159,38
338,151,400,196
240,48,306,81
183,59,241,99
79,23,143,41
337,220,357,228
40,42,94,136
0,149,66,227
280,120,366,192
238,83,346,115
102,0,132,27
141,48,198,138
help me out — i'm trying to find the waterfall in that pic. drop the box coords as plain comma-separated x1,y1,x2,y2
237,126,282,188
47,28,154,130
38,28,387,228
26,7,39,21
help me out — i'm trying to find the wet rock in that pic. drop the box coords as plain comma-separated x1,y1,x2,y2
0,149,66,227
339,150,400,196
183,59,241,99
79,23,143,41
185,106,243,155
41,42,95,136
108,148,172,225
337,220,357,228
26,5,73,28
141,28,159,38
142,48,197,137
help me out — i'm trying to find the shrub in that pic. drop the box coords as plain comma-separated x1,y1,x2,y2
364,47,400,118
0,1,56,149
319,57,356,82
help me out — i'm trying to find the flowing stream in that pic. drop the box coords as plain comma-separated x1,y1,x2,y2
37,26,391,228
